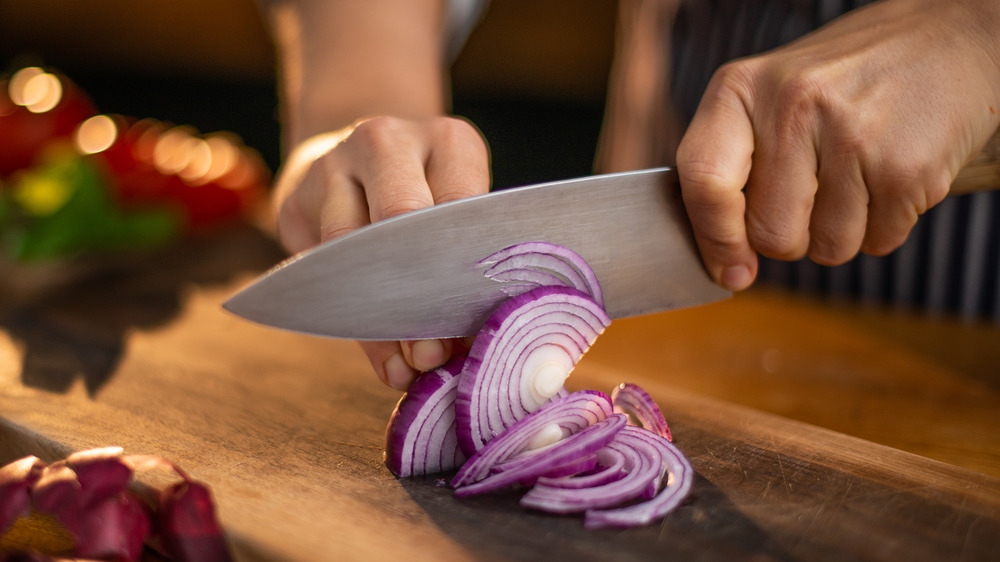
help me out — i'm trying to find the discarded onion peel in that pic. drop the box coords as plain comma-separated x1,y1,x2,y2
0,447,230,562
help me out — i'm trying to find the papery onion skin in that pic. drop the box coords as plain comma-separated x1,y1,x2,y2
0,456,46,535
24,450,153,562
612,383,672,441
65,448,134,511
0,448,230,562
455,286,610,457
74,492,151,562
385,356,468,477
159,480,233,562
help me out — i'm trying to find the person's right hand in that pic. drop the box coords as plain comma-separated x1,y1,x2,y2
272,115,491,390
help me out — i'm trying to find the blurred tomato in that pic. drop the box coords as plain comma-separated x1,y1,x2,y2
0,68,96,177
81,116,269,231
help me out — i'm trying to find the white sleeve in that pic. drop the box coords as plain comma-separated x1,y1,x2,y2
444,0,489,60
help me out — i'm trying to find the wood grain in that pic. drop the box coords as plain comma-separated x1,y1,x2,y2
1,228,999,561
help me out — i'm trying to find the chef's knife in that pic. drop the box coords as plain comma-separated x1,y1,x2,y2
224,167,730,340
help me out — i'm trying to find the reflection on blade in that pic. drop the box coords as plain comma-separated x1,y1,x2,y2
223,168,730,340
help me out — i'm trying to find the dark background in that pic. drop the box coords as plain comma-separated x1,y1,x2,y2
0,0,619,190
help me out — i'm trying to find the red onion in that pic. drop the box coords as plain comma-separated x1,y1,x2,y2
451,390,614,488
584,427,694,529
0,455,46,536
519,425,663,513
158,480,231,562
0,448,230,561
612,383,673,441
28,448,151,562
533,447,628,490
454,414,627,497
384,356,468,477
455,285,611,456
480,241,604,306
381,241,694,529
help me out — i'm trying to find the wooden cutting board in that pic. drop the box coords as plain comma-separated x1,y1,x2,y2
1,227,998,561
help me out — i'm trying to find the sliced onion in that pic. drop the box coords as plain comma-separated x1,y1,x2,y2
519,425,663,513
455,285,610,456
533,447,627,490
480,241,604,306
455,414,627,497
584,427,694,529
452,390,613,487
612,383,673,441
375,240,696,529
384,356,468,477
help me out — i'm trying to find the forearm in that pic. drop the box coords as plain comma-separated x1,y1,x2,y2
259,0,450,150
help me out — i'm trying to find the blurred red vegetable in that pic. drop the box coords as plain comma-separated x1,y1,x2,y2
0,448,230,562
0,67,95,177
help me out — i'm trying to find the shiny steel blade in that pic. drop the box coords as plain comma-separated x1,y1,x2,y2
224,168,729,340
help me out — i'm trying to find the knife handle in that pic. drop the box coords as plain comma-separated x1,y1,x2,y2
951,127,1000,195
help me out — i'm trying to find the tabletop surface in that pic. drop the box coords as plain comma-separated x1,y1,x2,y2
1,226,999,561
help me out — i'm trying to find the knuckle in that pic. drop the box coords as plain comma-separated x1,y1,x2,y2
709,60,757,102
372,191,431,220
862,232,909,256
808,237,856,266
747,215,809,260
349,116,407,150
435,116,483,145
319,221,359,242
680,162,739,205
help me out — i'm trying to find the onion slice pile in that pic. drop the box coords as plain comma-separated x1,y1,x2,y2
382,241,694,528
452,390,614,488
385,356,467,477
583,427,694,529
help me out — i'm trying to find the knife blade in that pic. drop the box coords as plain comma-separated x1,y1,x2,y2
224,167,730,340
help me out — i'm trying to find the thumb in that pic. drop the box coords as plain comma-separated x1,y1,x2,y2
675,75,758,291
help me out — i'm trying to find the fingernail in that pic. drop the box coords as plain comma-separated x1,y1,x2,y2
383,353,416,390
721,264,753,291
411,340,446,371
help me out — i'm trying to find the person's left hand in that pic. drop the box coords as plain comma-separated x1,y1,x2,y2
676,0,1000,291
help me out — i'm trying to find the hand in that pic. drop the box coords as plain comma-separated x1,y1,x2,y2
676,0,1000,291
272,115,491,389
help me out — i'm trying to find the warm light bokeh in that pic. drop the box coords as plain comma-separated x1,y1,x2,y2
9,67,64,114
74,115,118,155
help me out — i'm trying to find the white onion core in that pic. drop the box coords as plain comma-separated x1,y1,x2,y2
525,423,566,451
524,346,573,398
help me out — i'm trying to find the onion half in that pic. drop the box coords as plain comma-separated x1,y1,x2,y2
384,356,468,477
454,286,610,456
